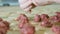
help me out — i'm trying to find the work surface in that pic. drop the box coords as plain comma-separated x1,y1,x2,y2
0,4,60,34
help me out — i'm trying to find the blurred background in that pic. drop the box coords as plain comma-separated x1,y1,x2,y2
0,0,19,6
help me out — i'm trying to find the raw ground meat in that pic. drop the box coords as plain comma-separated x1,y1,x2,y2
40,14,49,21
34,14,41,22
49,15,59,23
16,14,29,22
51,25,60,34
56,12,60,18
41,19,53,27
0,18,10,34
17,14,29,28
20,23,35,34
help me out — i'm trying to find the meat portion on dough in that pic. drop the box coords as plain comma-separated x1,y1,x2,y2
20,23,35,34
17,14,29,23
49,15,60,23
34,14,41,22
0,18,3,21
0,18,10,34
55,12,60,18
51,25,60,34
17,14,29,28
40,14,49,21
41,19,53,27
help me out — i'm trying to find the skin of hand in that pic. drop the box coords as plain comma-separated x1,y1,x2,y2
18,0,56,13
18,0,35,13
32,0,54,6
53,0,60,3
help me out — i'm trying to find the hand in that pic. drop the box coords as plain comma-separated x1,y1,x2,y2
32,0,54,6
53,0,60,3
18,0,36,13
19,0,54,13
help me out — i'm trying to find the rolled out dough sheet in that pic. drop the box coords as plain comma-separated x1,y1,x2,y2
0,3,60,34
